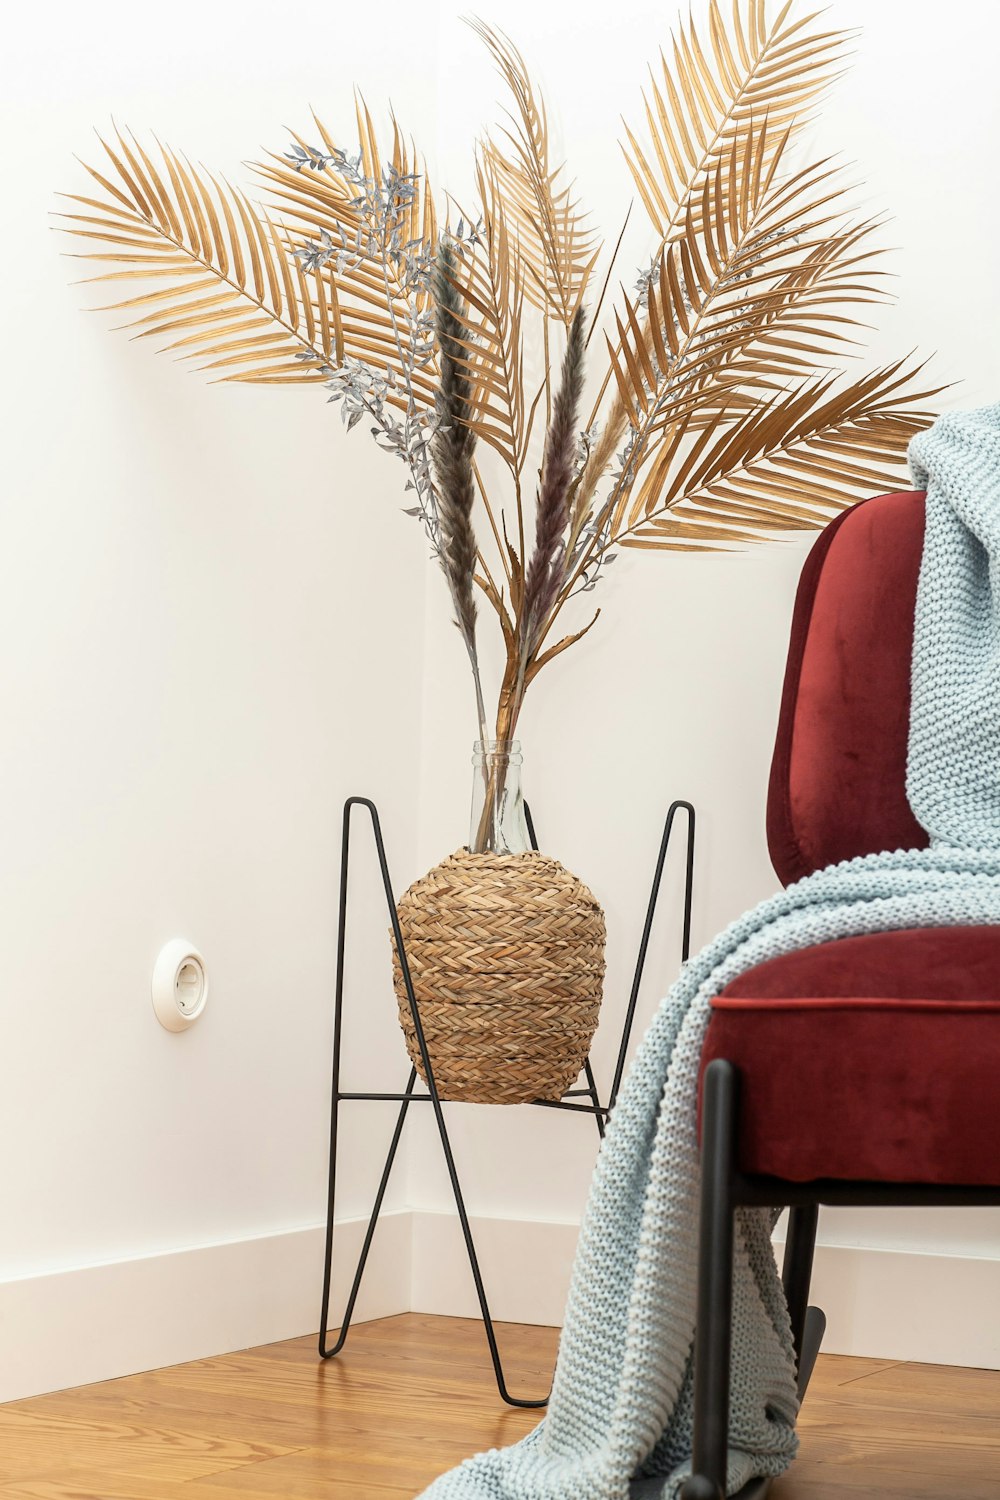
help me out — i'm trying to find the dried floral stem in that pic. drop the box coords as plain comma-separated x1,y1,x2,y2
522,306,587,662
472,307,588,851
431,240,489,745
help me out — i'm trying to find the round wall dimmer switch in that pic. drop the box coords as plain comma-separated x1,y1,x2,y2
152,939,208,1031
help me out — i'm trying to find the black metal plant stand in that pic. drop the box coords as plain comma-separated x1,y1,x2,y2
318,794,696,1407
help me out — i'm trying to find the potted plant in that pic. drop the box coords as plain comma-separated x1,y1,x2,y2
59,2,934,1102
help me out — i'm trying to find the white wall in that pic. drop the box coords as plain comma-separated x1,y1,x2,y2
3,0,1000,1399
0,0,439,1394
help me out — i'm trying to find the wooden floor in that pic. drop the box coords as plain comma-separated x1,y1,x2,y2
1,1315,999,1498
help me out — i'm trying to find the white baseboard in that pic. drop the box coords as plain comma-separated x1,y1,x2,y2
0,1211,410,1404
412,1211,1000,1371
5,1211,998,1403
410,1210,581,1326
800,1240,1000,1369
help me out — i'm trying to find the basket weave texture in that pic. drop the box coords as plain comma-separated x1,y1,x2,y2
391,848,606,1104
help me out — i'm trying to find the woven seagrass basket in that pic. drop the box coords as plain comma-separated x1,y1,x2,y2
391,848,606,1104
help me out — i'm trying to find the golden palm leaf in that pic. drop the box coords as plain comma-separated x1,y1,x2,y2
580,3,852,520
622,0,851,245
59,122,439,412
599,121,907,531
618,360,938,552
470,19,602,327
578,0,853,462
59,129,330,385
444,160,528,478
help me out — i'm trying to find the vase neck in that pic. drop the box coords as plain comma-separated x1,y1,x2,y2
470,739,530,855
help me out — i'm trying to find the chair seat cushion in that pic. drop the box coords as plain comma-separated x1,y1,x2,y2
699,927,1000,1186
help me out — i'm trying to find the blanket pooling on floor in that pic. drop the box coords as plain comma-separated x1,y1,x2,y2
418,404,1000,1500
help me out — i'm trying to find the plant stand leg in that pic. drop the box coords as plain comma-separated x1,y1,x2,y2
318,1067,417,1358
610,800,696,1111
319,797,420,1358
583,1057,606,1140
423,1055,551,1408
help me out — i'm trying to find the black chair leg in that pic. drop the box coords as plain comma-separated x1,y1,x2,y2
781,1203,818,1372
680,1058,739,1500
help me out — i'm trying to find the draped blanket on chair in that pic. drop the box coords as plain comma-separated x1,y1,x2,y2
417,405,1000,1500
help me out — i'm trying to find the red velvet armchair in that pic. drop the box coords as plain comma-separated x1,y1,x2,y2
676,491,1000,1500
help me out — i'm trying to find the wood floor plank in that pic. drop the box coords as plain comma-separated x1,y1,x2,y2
819,1357,1000,1417
0,1407,296,1487
186,1474,408,1500
797,1355,902,1388
194,1444,465,1496
264,1315,559,1365
3,1475,404,1500
21,1376,514,1444
776,1353,1000,1499
3,1315,1000,1499
773,1470,1000,1500
1,1472,190,1499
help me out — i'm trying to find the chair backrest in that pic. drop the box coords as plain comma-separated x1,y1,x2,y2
766,490,930,885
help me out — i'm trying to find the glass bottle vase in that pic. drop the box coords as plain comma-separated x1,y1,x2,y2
469,739,531,854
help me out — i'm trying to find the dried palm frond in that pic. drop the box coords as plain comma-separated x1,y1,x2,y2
60,120,439,413
603,125,893,507
444,159,528,479
622,0,851,245
59,129,331,386
574,0,854,512
470,19,602,327
617,361,937,551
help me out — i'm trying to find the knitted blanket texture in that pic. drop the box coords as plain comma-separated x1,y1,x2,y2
418,404,1000,1500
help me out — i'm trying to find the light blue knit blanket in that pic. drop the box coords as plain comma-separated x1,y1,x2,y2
418,404,1000,1500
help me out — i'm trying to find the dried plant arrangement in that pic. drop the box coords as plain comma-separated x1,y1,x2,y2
60,1,936,852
